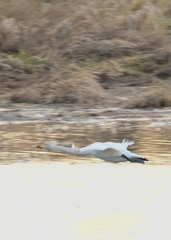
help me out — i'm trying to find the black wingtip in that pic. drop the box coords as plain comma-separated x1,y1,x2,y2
122,154,149,164
140,158,149,162
134,158,149,164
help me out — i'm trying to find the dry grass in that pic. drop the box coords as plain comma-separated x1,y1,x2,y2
126,86,171,108
9,71,109,105
0,0,171,107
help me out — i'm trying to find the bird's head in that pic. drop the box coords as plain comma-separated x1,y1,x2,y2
36,142,54,150
36,143,45,149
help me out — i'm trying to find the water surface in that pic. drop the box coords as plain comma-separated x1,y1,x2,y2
0,115,171,240
0,117,171,164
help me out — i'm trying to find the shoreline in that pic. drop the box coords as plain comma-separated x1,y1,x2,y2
1,103,171,123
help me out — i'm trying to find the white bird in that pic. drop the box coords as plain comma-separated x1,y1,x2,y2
36,139,148,164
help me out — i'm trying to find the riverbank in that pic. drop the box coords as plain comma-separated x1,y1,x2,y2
1,103,171,122
1,0,171,109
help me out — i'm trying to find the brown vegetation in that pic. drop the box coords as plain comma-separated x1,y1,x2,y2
126,85,171,108
0,0,171,107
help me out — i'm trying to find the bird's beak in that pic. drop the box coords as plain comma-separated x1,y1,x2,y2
36,144,44,149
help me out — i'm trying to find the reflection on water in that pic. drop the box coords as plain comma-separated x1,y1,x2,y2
0,118,171,164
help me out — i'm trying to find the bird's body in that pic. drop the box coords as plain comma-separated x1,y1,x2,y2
37,139,148,164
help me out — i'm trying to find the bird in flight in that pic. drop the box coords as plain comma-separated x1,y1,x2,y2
36,139,148,164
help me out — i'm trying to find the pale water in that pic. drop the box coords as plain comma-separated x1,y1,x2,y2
0,118,171,240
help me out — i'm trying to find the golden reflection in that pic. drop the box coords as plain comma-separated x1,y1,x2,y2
0,120,171,164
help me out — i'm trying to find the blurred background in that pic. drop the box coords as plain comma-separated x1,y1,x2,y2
0,0,171,107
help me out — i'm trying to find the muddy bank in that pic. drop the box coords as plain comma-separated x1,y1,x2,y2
1,103,171,123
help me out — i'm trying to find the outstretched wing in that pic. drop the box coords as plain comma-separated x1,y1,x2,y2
121,139,134,149
80,142,121,158
80,142,111,152
93,148,122,160
104,139,134,151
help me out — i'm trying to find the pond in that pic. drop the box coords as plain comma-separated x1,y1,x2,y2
0,114,171,164
0,109,171,240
